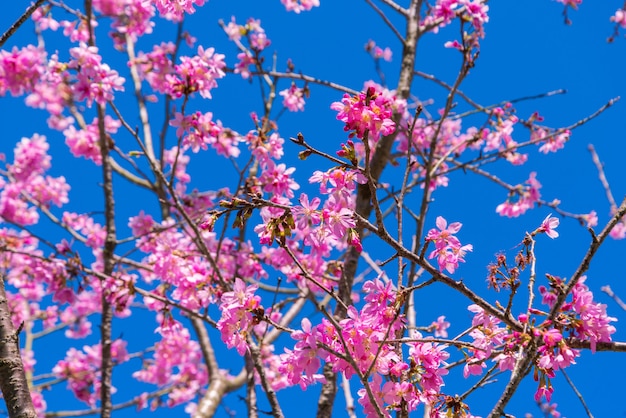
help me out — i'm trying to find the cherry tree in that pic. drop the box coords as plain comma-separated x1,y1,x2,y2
0,1,625,418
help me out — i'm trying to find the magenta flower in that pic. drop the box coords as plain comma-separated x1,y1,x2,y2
426,216,472,273
538,214,560,239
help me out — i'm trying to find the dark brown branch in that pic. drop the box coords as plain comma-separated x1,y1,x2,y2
0,276,37,418
317,2,422,415
0,0,46,48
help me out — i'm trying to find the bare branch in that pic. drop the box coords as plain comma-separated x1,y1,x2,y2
0,0,46,48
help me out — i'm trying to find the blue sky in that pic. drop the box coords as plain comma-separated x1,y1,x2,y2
0,1,625,417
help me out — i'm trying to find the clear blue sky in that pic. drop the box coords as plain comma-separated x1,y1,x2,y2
0,1,625,417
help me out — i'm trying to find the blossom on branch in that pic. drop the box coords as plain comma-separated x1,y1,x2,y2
426,216,472,274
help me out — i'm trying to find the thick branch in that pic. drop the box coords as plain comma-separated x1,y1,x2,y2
317,1,422,416
0,277,37,418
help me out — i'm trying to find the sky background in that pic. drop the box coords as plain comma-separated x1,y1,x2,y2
1,1,626,417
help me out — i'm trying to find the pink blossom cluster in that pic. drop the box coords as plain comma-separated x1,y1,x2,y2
24,53,74,130
496,172,542,217
134,44,225,99
153,0,207,22
53,340,129,406
483,107,527,165
133,42,177,95
540,276,616,352
0,229,68,320
60,16,94,43
92,0,155,46
223,18,271,78
63,115,121,165
532,127,570,154
0,135,69,226
611,9,626,28
278,279,452,416
168,46,226,99
69,44,125,107
464,305,509,377
259,161,300,199
465,273,616,403
331,86,397,142
279,83,307,112
216,278,262,355
169,111,240,157
421,0,489,38
305,168,367,252
365,40,393,62
0,45,46,97
281,0,320,13
425,216,472,274
129,212,265,311
245,128,285,166
133,318,208,406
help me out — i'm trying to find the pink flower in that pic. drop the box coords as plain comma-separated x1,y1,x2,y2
611,9,626,28
281,0,320,13
609,219,626,239
496,172,542,217
153,0,207,21
536,129,569,154
431,315,450,338
0,45,46,96
426,216,472,273
584,210,598,228
68,43,125,106
535,382,554,402
279,84,306,112
537,214,560,239
331,86,397,141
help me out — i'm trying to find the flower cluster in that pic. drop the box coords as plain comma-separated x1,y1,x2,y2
0,45,46,97
0,135,70,226
68,43,125,107
532,127,570,154
53,340,128,406
425,216,472,274
279,84,307,112
465,272,616,403
331,86,397,141
133,44,225,99
365,40,393,62
153,0,206,22
133,318,208,406
496,172,542,217
93,0,155,46
216,278,263,355
63,115,121,165
421,0,489,38
279,279,452,417
281,0,320,13
168,46,226,99
611,9,626,28
223,18,271,78
169,111,240,157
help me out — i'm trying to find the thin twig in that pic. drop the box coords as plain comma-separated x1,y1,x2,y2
364,0,405,42
588,144,617,211
560,368,594,418
600,285,626,311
